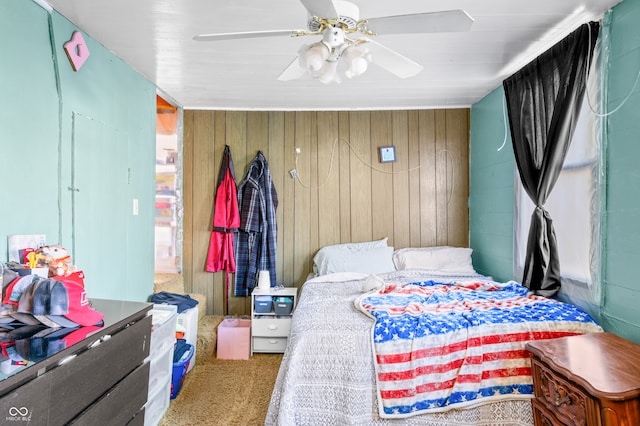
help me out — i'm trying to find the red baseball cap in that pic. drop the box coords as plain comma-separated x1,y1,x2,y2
46,280,104,327
61,325,102,347
62,270,85,286
2,279,19,305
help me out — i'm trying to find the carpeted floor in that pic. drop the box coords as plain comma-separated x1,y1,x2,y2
158,350,283,426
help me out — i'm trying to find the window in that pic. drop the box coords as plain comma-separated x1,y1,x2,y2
514,43,602,317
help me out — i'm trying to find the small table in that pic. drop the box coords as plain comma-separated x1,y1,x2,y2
250,287,298,355
526,332,640,426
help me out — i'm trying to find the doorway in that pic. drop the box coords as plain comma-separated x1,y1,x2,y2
155,95,181,273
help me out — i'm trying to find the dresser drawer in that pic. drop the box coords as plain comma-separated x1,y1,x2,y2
531,358,591,426
70,361,150,426
532,398,564,426
126,408,145,426
252,318,292,337
47,314,152,425
253,336,288,352
0,316,151,425
0,371,51,424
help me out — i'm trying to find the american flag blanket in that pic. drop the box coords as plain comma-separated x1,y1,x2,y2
356,279,602,419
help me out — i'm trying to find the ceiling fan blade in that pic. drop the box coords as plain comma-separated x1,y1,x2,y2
194,30,301,42
364,10,474,35
362,39,423,79
277,57,308,81
299,0,338,18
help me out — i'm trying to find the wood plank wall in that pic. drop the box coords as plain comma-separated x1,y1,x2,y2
183,109,470,315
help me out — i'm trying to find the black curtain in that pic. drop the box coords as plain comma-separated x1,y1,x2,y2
503,22,599,297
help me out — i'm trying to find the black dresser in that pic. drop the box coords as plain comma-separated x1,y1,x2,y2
0,299,152,425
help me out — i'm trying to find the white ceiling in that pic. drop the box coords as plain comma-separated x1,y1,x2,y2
43,0,623,111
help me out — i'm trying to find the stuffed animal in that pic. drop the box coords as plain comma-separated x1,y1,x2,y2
35,245,75,277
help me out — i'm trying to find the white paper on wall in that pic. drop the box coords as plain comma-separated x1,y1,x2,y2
7,234,47,262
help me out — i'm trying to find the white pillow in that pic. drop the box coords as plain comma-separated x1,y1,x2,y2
392,246,476,274
313,238,388,275
314,243,395,276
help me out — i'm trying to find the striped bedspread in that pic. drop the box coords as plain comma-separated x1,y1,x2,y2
356,279,602,419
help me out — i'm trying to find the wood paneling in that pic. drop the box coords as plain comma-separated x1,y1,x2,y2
419,110,438,246
183,109,470,315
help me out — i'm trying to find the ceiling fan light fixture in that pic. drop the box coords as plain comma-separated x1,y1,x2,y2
299,42,330,72
317,61,340,84
322,26,346,48
342,44,369,79
298,39,370,84
306,0,360,32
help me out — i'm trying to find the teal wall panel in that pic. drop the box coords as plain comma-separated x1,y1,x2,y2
0,1,59,242
0,0,156,302
469,87,515,283
468,0,640,342
601,0,640,340
49,11,156,301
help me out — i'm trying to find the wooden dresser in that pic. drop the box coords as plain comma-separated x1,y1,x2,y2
526,332,640,426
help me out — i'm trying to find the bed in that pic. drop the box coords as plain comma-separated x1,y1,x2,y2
265,243,602,426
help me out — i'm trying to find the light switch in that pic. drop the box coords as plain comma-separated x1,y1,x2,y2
133,199,139,216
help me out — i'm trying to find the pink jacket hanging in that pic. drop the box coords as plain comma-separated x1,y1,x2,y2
206,145,239,274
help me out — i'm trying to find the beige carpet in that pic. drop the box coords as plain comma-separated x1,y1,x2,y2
158,352,283,426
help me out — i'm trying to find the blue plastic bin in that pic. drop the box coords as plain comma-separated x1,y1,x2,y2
170,343,194,399
254,295,273,313
274,296,293,315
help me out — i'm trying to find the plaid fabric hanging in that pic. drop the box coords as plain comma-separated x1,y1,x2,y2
234,151,278,297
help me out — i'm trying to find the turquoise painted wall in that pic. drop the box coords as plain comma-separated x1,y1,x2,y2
600,0,640,342
469,88,515,283
0,0,156,302
469,1,640,343
1,1,59,243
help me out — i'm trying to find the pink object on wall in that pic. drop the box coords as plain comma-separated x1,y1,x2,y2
217,318,251,360
64,31,90,71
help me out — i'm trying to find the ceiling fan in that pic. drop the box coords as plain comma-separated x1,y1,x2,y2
194,0,474,84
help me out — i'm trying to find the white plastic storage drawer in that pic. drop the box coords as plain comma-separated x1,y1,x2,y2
144,375,171,426
176,306,198,373
149,304,177,355
147,344,173,396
